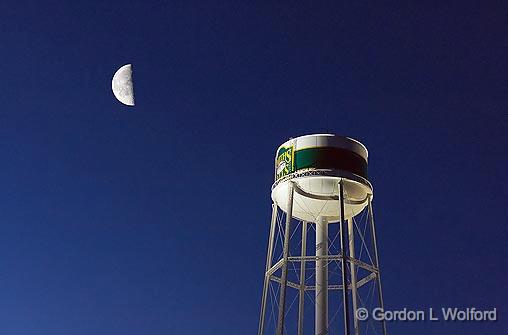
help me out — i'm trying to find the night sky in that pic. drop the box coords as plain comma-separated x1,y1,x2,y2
0,1,506,334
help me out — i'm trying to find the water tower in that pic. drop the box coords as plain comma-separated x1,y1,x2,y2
258,134,387,335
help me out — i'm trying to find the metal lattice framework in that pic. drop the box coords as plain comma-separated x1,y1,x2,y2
258,180,388,335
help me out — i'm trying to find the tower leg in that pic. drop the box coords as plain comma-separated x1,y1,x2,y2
368,196,387,335
276,182,294,335
298,221,307,335
339,180,351,335
348,218,360,335
315,216,329,335
258,202,278,335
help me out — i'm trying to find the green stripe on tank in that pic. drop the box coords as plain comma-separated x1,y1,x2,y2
293,147,368,179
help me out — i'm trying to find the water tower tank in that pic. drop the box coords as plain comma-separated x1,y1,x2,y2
271,134,372,222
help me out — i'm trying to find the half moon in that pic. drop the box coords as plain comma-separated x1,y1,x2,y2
112,64,135,106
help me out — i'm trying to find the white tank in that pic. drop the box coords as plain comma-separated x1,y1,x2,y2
271,134,372,222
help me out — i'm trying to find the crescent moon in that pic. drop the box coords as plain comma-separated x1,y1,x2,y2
112,64,135,106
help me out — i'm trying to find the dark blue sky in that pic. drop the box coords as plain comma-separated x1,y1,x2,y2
0,1,506,334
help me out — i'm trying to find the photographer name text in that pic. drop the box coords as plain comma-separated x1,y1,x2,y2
355,307,497,322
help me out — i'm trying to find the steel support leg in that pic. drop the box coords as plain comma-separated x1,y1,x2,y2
348,218,360,335
339,180,351,335
368,196,387,335
276,182,294,335
316,216,329,335
258,202,279,335
298,221,307,335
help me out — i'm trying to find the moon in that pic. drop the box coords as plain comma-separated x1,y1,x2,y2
112,64,135,106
